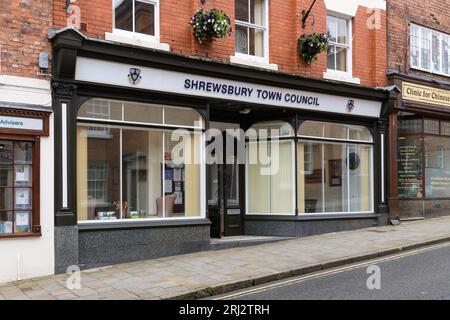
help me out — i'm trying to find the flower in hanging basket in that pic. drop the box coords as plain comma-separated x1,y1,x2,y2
190,8,232,44
298,33,329,64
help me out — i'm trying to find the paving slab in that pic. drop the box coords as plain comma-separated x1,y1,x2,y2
2,216,450,300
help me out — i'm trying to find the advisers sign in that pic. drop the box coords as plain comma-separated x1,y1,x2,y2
403,82,450,108
0,116,43,131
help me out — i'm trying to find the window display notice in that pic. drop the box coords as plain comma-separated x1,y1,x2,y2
425,169,450,197
398,143,423,198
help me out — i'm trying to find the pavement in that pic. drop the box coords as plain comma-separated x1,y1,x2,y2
1,216,450,300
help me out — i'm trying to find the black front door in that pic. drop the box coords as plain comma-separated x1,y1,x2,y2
208,130,244,238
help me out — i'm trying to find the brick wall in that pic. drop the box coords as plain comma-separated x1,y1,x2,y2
387,0,450,82
0,0,52,79
52,0,387,87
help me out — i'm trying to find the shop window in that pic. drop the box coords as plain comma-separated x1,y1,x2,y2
0,140,39,236
298,121,373,214
113,0,159,40
77,99,204,222
327,15,351,74
410,24,450,77
246,121,295,215
398,117,450,199
235,0,268,58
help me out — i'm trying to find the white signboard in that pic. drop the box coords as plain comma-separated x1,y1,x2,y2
0,115,43,131
75,57,382,118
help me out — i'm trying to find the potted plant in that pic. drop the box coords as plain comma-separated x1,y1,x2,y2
297,32,329,64
190,8,232,45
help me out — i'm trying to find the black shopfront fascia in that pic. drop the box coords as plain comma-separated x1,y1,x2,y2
50,28,396,228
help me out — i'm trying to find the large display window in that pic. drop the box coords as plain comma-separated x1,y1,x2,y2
398,117,450,199
298,121,374,214
77,99,204,222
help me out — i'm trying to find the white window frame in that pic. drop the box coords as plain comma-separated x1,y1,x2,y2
326,15,353,78
112,0,160,43
88,163,109,206
234,0,270,64
410,23,450,77
303,142,314,175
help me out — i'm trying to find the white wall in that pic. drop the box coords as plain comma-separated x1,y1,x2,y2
0,76,54,284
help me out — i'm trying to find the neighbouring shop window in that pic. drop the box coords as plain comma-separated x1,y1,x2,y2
235,0,267,58
246,122,295,215
398,117,450,199
327,15,351,73
410,24,450,76
298,121,374,214
77,99,204,221
114,0,158,38
0,140,37,235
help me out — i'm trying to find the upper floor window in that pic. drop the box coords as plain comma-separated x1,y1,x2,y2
410,24,450,76
114,0,159,39
327,15,351,74
235,0,268,58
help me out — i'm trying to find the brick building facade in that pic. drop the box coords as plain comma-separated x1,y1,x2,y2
48,0,395,271
52,0,387,87
0,0,54,283
387,0,450,219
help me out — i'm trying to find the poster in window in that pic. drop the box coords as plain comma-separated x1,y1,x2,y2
15,165,31,184
15,189,31,207
329,159,342,187
15,211,30,233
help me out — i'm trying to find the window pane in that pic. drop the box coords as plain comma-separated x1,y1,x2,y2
410,25,420,67
14,142,32,164
442,35,450,75
323,122,348,140
349,145,372,212
225,162,239,205
236,25,248,54
432,32,441,72
0,166,14,187
250,121,294,137
0,141,13,164
0,211,13,234
250,0,264,26
15,188,32,210
135,1,155,36
124,102,163,124
327,45,336,70
327,16,337,43
164,107,203,127
397,136,423,198
78,99,123,121
207,164,219,205
424,136,450,198
122,129,155,219
421,28,431,70
424,119,440,135
77,126,121,221
300,142,323,213
114,0,133,32
235,0,249,22
337,18,347,45
299,121,323,137
336,47,347,72
247,140,293,214
15,211,31,233
349,126,373,142
0,188,13,210
14,165,32,187
164,131,201,217
249,28,264,57
323,143,348,213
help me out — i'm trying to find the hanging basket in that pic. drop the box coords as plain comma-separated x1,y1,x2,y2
190,8,232,45
298,33,328,64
